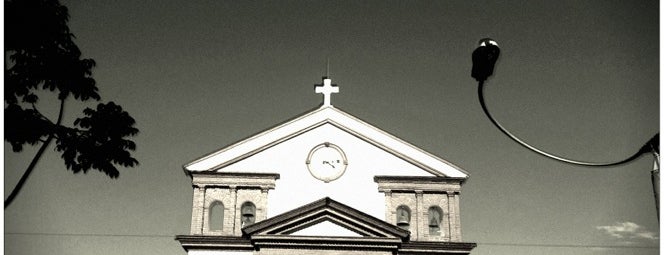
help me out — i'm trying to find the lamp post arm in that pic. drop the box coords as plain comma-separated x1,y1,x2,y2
477,80,655,167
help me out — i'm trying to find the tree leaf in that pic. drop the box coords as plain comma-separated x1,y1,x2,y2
55,102,139,177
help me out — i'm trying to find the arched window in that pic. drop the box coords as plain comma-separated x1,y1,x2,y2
240,202,256,227
209,201,224,231
396,205,411,230
428,206,443,235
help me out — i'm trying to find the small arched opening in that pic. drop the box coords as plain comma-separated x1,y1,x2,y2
396,205,411,230
209,201,224,231
428,206,443,235
240,202,256,227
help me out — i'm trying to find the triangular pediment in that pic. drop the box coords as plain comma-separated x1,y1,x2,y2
184,106,469,178
242,197,409,241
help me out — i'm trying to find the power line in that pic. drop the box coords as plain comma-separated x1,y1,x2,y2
5,232,659,250
5,232,175,238
478,242,658,249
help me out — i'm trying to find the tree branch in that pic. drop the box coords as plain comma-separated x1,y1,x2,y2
5,98,66,209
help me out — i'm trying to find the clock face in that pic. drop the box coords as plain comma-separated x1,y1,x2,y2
306,142,348,183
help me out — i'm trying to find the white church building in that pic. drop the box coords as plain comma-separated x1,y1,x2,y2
176,77,477,255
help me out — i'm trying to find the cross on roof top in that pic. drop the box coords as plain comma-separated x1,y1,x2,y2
315,76,338,107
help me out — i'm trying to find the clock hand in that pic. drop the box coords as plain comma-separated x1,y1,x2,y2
322,161,336,169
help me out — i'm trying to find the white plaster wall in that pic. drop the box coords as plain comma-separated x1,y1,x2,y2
290,220,363,237
219,123,434,220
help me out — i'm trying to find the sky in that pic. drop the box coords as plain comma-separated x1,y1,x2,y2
3,1,660,255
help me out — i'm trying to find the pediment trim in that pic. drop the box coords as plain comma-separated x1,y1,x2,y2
242,197,410,241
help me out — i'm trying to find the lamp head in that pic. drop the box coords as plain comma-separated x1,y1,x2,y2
478,38,499,47
472,38,501,82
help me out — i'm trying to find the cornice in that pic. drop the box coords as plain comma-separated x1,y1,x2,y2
175,235,253,251
400,241,477,254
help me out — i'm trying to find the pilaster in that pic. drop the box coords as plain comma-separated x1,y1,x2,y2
229,186,237,235
447,192,461,242
453,193,462,241
383,190,392,222
414,190,424,240
190,185,206,234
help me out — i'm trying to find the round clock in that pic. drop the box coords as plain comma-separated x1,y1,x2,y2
305,142,348,183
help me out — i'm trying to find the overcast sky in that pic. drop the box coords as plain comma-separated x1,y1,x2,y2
4,1,660,255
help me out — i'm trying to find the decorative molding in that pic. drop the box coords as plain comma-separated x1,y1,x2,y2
374,176,466,184
374,176,464,194
250,235,402,251
191,172,280,190
175,235,253,251
400,241,477,254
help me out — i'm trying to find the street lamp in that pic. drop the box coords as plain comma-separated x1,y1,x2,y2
471,38,660,218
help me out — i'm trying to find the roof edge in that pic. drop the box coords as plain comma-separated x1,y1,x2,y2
242,197,410,240
183,105,325,170
184,105,470,178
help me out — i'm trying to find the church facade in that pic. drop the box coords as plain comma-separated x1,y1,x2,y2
176,77,476,255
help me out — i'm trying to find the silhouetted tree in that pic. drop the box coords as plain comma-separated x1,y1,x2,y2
5,0,139,208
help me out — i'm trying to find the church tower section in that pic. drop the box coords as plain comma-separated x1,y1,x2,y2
375,176,465,242
188,172,279,236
